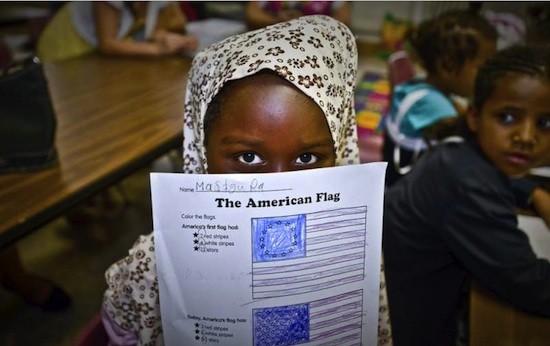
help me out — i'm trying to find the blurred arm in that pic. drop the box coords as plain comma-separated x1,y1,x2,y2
94,2,164,57
532,187,550,228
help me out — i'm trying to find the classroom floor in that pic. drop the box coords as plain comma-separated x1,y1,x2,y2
0,163,164,345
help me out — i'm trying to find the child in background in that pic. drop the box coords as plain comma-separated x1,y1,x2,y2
245,1,352,30
383,45,550,345
37,1,198,221
101,15,392,344
37,1,198,62
382,9,497,186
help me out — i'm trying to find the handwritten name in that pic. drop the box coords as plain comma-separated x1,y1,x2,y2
194,179,264,193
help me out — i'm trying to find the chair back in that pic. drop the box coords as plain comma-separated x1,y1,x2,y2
27,15,52,49
382,50,417,184
0,36,13,70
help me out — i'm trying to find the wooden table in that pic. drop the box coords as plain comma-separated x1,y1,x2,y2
0,4,50,26
470,283,550,346
0,54,191,248
469,215,550,345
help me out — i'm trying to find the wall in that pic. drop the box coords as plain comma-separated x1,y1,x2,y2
350,1,467,40
350,1,543,42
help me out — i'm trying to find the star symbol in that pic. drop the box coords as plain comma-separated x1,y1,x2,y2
193,232,199,237
194,239,199,244
195,323,199,328
195,335,200,340
194,246,199,251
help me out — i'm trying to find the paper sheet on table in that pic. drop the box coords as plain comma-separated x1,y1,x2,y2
518,215,550,260
151,163,387,345
184,18,246,57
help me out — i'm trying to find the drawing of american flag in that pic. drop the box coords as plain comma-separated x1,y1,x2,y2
251,206,367,299
252,290,364,346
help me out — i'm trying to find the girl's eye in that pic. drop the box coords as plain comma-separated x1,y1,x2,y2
498,112,515,124
538,117,550,129
237,152,264,165
295,153,318,165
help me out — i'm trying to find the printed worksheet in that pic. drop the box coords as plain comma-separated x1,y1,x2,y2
518,215,550,260
151,163,387,345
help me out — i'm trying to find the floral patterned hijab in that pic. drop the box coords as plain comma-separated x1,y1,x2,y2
182,15,359,173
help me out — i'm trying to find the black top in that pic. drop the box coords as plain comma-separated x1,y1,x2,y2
383,139,550,346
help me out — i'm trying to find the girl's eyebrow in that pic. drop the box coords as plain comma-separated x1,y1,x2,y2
219,136,263,146
493,104,523,112
300,139,336,151
219,136,334,149
494,105,550,118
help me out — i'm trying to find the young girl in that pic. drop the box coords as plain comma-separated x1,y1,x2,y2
382,9,497,186
383,45,550,345
37,1,198,62
102,15,392,344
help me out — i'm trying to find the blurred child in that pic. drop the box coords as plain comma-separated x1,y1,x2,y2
37,1,198,220
245,1,351,30
383,45,550,345
37,1,198,62
101,15,392,344
382,9,497,186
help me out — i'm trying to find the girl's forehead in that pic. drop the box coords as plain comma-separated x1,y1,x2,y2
484,74,550,113
210,73,332,149
222,73,326,122
493,74,550,95
230,71,295,89
226,72,313,101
